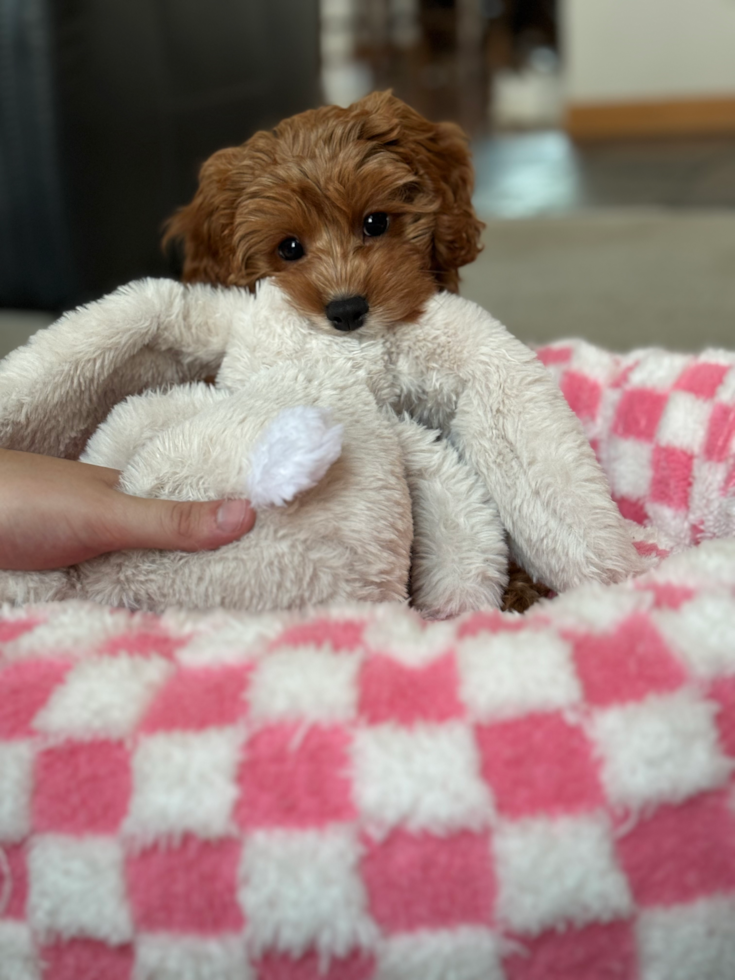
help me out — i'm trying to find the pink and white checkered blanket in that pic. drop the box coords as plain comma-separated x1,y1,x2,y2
1,341,734,980
540,341,735,548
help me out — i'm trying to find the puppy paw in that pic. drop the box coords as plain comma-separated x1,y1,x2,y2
243,406,343,508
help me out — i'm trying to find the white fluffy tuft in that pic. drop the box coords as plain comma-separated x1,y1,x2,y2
243,406,343,508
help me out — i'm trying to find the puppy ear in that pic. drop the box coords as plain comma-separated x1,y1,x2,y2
355,92,484,292
163,147,242,285
423,119,485,292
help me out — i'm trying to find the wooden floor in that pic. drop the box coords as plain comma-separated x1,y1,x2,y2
471,130,735,217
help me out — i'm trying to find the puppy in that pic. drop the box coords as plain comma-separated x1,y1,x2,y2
164,90,483,332
165,91,547,611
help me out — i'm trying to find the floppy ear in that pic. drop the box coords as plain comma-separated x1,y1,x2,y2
421,119,485,292
163,147,244,285
0,279,233,460
355,92,484,292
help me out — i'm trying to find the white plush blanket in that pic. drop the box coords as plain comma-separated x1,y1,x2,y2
0,339,734,980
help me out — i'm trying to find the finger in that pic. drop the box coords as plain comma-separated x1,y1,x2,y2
85,462,123,488
107,496,256,552
1,449,122,489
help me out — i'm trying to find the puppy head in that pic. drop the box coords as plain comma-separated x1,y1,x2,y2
165,91,484,334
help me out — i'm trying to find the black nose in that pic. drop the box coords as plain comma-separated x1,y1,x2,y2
325,296,369,332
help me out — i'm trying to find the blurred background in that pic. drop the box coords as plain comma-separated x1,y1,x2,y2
1,0,734,357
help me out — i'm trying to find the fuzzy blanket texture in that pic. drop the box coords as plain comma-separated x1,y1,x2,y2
1,340,735,980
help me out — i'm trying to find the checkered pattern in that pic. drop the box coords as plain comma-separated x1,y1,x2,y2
1,340,735,979
537,342,735,547
1,541,735,979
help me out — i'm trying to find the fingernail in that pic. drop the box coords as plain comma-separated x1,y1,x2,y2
216,498,252,534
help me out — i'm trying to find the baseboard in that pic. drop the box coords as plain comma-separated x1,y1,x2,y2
565,95,735,140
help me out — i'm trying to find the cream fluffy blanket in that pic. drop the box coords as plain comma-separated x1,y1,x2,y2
0,339,734,980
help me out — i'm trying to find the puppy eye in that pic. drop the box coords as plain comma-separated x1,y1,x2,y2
277,237,305,261
363,212,389,238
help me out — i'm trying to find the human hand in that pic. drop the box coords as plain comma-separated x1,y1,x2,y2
0,449,256,571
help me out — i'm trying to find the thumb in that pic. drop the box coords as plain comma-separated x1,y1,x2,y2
108,496,256,552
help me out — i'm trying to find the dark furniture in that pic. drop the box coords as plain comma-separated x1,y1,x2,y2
0,0,320,311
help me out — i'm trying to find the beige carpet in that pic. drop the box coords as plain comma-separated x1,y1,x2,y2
1,209,733,359
461,209,735,352
0,310,55,360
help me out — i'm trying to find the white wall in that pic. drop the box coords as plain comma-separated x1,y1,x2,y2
563,0,735,104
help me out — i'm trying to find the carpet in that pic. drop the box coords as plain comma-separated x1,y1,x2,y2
461,208,735,352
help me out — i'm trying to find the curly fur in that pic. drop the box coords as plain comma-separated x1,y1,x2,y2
164,91,484,329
